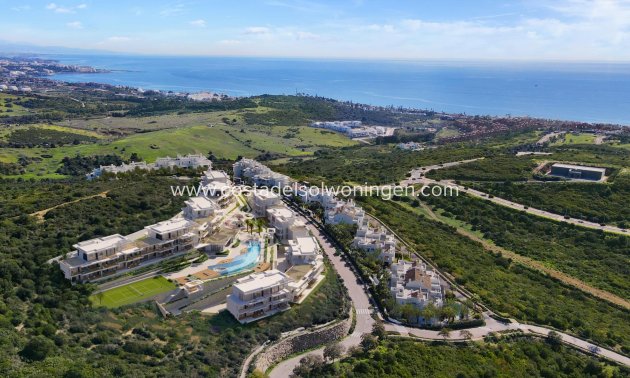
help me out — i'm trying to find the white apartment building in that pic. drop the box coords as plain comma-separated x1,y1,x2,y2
227,270,293,323
154,154,212,169
233,158,291,189
59,218,202,283
87,154,212,179
266,207,309,242
287,236,321,265
353,223,397,263
390,260,444,313
325,199,365,226
251,190,281,217
202,169,230,185
183,196,218,220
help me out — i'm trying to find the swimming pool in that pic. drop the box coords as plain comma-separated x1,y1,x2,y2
212,240,261,275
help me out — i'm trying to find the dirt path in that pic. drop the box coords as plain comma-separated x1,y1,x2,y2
419,203,630,311
30,190,110,221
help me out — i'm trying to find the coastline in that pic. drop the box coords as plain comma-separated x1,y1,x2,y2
48,54,630,126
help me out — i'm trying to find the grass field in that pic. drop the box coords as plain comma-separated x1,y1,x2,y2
0,119,356,178
90,276,176,308
0,93,31,116
552,132,596,145
435,127,460,140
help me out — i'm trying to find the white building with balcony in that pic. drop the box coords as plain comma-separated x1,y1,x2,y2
353,223,397,263
251,190,281,217
266,207,309,242
390,260,444,313
226,270,293,323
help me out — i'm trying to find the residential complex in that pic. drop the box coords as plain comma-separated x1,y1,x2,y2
226,270,293,323
59,217,204,283
390,260,444,324
309,120,393,138
233,158,291,189
59,165,233,283
86,154,212,179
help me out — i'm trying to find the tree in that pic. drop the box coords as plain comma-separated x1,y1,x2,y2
95,291,104,305
19,336,54,361
360,334,378,352
546,330,563,350
371,322,386,339
291,354,324,378
459,330,473,340
323,342,344,362
438,328,452,340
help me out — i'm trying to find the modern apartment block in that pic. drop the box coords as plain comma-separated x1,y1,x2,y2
183,196,218,220
59,218,203,283
226,270,293,323
250,189,281,217
87,154,211,179
266,207,309,241
353,222,397,263
287,236,321,265
390,260,444,316
325,199,365,226
233,158,291,188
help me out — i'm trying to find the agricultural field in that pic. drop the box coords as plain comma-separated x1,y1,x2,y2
90,276,177,308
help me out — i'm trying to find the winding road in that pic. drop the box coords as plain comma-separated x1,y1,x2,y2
402,161,628,235
263,200,630,376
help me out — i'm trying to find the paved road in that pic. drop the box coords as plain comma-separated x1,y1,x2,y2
402,162,628,235
268,210,375,378
264,200,630,373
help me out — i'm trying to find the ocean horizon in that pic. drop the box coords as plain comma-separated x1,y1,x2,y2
49,54,630,126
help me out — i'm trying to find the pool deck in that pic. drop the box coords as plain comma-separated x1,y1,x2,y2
165,231,264,281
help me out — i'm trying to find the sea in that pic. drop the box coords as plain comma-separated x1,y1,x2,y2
49,54,630,125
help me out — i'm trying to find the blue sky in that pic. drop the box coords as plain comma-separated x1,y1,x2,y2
1,0,629,60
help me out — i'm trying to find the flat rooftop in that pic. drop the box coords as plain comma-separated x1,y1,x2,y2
253,190,280,200
186,196,217,211
234,270,289,293
551,163,606,174
290,237,318,255
146,218,194,234
204,170,229,180
267,207,294,218
74,234,127,253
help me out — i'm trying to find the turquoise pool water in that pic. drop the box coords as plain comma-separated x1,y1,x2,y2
212,241,261,275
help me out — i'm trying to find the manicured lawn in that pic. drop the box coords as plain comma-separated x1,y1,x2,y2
90,276,176,308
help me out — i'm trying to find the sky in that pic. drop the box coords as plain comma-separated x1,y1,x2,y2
1,0,630,61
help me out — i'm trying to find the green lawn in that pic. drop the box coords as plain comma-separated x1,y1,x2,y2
90,276,176,308
553,132,596,145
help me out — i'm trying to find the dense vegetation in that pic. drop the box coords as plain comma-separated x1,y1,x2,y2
56,154,125,176
275,144,488,185
299,337,629,377
424,193,630,300
427,155,538,182
471,175,630,225
0,174,349,376
357,196,630,353
4,127,98,148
